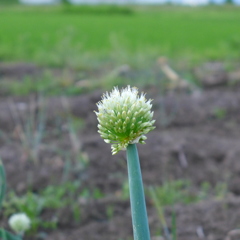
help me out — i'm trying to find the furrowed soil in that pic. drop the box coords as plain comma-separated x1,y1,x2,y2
1,62,240,240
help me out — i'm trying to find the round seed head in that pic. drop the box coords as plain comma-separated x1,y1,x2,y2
8,213,31,234
95,86,155,154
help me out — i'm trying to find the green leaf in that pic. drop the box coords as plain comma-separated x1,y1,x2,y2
0,158,6,211
0,229,22,240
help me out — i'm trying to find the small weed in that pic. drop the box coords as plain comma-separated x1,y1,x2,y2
212,107,227,119
3,181,82,233
148,180,229,207
215,182,228,200
148,180,197,206
7,95,46,163
120,179,130,200
198,181,211,200
198,181,228,200
60,98,89,179
106,205,114,220
80,187,104,200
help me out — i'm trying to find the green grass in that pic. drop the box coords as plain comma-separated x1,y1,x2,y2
0,0,18,5
0,5,240,67
0,74,85,96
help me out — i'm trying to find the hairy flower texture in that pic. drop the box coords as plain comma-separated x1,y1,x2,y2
8,213,31,234
95,86,155,154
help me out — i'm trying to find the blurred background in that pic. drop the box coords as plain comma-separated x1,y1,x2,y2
0,1,240,240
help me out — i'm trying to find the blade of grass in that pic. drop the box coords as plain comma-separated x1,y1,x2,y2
171,210,177,240
149,186,171,240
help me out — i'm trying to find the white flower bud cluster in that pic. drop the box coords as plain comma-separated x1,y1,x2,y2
95,86,155,154
8,213,31,234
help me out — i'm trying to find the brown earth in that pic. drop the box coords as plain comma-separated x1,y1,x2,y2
1,62,240,240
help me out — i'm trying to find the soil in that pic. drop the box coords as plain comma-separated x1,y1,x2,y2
1,62,240,240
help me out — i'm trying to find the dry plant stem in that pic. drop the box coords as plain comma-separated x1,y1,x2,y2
126,144,151,240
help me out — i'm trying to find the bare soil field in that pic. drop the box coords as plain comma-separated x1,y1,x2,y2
1,62,240,240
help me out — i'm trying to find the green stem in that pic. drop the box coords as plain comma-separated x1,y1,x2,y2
0,158,6,211
126,144,151,240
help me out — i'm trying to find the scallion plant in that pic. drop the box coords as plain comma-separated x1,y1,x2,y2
95,86,155,240
0,158,30,240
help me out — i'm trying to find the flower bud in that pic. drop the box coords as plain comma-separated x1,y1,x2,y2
8,213,31,234
95,86,155,154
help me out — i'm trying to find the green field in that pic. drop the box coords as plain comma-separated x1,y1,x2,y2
0,5,240,67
